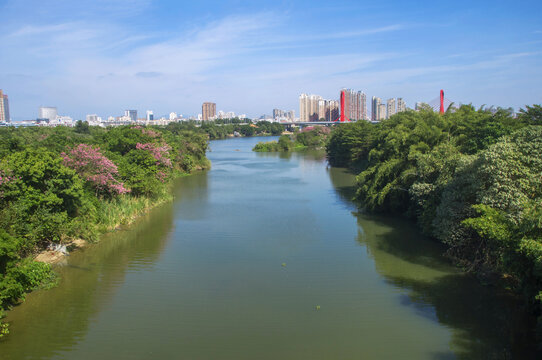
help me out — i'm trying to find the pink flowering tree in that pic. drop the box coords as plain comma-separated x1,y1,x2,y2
135,143,173,183
136,143,172,168
0,170,17,186
141,128,161,138
0,169,17,199
62,144,130,196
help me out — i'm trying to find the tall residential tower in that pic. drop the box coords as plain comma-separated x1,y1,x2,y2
39,106,58,122
342,89,367,121
125,110,137,122
397,98,406,113
386,98,396,119
0,90,9,122
202,102,216,121
371,96,381,121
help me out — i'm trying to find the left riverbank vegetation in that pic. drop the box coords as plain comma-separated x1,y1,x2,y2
253,126,330,152
0,123,210,337
326,104,542,334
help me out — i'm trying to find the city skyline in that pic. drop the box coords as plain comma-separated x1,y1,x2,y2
1,0,541,120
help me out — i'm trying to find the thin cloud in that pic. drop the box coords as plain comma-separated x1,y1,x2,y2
135,72,163,78
7,23,74,37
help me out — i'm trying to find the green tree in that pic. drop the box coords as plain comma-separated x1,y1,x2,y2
518,105,542,125
74,120,90,134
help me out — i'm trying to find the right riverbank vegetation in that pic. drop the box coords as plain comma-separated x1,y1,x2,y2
326,104,542,335
0,123,209,336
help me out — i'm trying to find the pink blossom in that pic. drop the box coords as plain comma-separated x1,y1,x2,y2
141,128,161,138
136,142,172,167
0,170,17,186
0,170,18,198
62,144,130,195
156,171,167,183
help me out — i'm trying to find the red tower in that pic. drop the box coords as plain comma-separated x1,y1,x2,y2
439,90,445,114
335,90,351,122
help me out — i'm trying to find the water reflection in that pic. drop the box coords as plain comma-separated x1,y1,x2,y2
254,149,327,162
172,171,209,220
327,166,537,359
2,203,175,359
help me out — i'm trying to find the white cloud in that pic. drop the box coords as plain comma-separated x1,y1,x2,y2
1,7,541,119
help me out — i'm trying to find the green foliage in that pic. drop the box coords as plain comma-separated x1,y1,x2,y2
278,135,293,151
0,148,87,246
252,127,329,152
0,310,9,339
326,120,375,167
518,105,542,125
117,149,162,197
0,255,56,308
295,127,329,148
198,120,283,140
74,120,90,134
0,124,210,327
326,104,542,325
253,140,279,152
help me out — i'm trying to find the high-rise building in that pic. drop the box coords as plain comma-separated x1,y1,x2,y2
0,90,10,122
202,102,216,121
309,95,321,121
287,110,295,121
318,100,327,121
300,94,341,122
146,110,154,121
299,94,324,122
273,109,285,119
378,103,387,121
86,114,98,122
299,94,308,122
125,110,137,122
359,91,367,120
327,100,339,121
342,89,367,121
397,98,406,113
387,98,396,119
39,106,58,122
371,97,381,121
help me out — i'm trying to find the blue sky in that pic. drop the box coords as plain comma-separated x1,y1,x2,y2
0,0,541,120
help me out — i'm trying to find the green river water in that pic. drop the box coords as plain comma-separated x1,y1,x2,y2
1,136,536,359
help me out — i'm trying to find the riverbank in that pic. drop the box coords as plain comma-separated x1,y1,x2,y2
0,124,210,337
325,105,542,344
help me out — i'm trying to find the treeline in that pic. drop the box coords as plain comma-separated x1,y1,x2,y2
0,122,209,335
326,104,542,326
253,126,330,152
201,120,284,140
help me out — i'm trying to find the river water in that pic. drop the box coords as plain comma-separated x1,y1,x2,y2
1,136,536,359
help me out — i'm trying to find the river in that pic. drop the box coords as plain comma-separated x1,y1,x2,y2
1,136,536,359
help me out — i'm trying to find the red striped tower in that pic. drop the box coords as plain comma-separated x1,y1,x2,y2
439,90,445,114
335,90,351,122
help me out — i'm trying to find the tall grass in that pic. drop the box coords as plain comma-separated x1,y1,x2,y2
95,192,172,233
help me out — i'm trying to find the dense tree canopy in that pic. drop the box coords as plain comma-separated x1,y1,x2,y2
0,124,210,335
326,104,542,330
